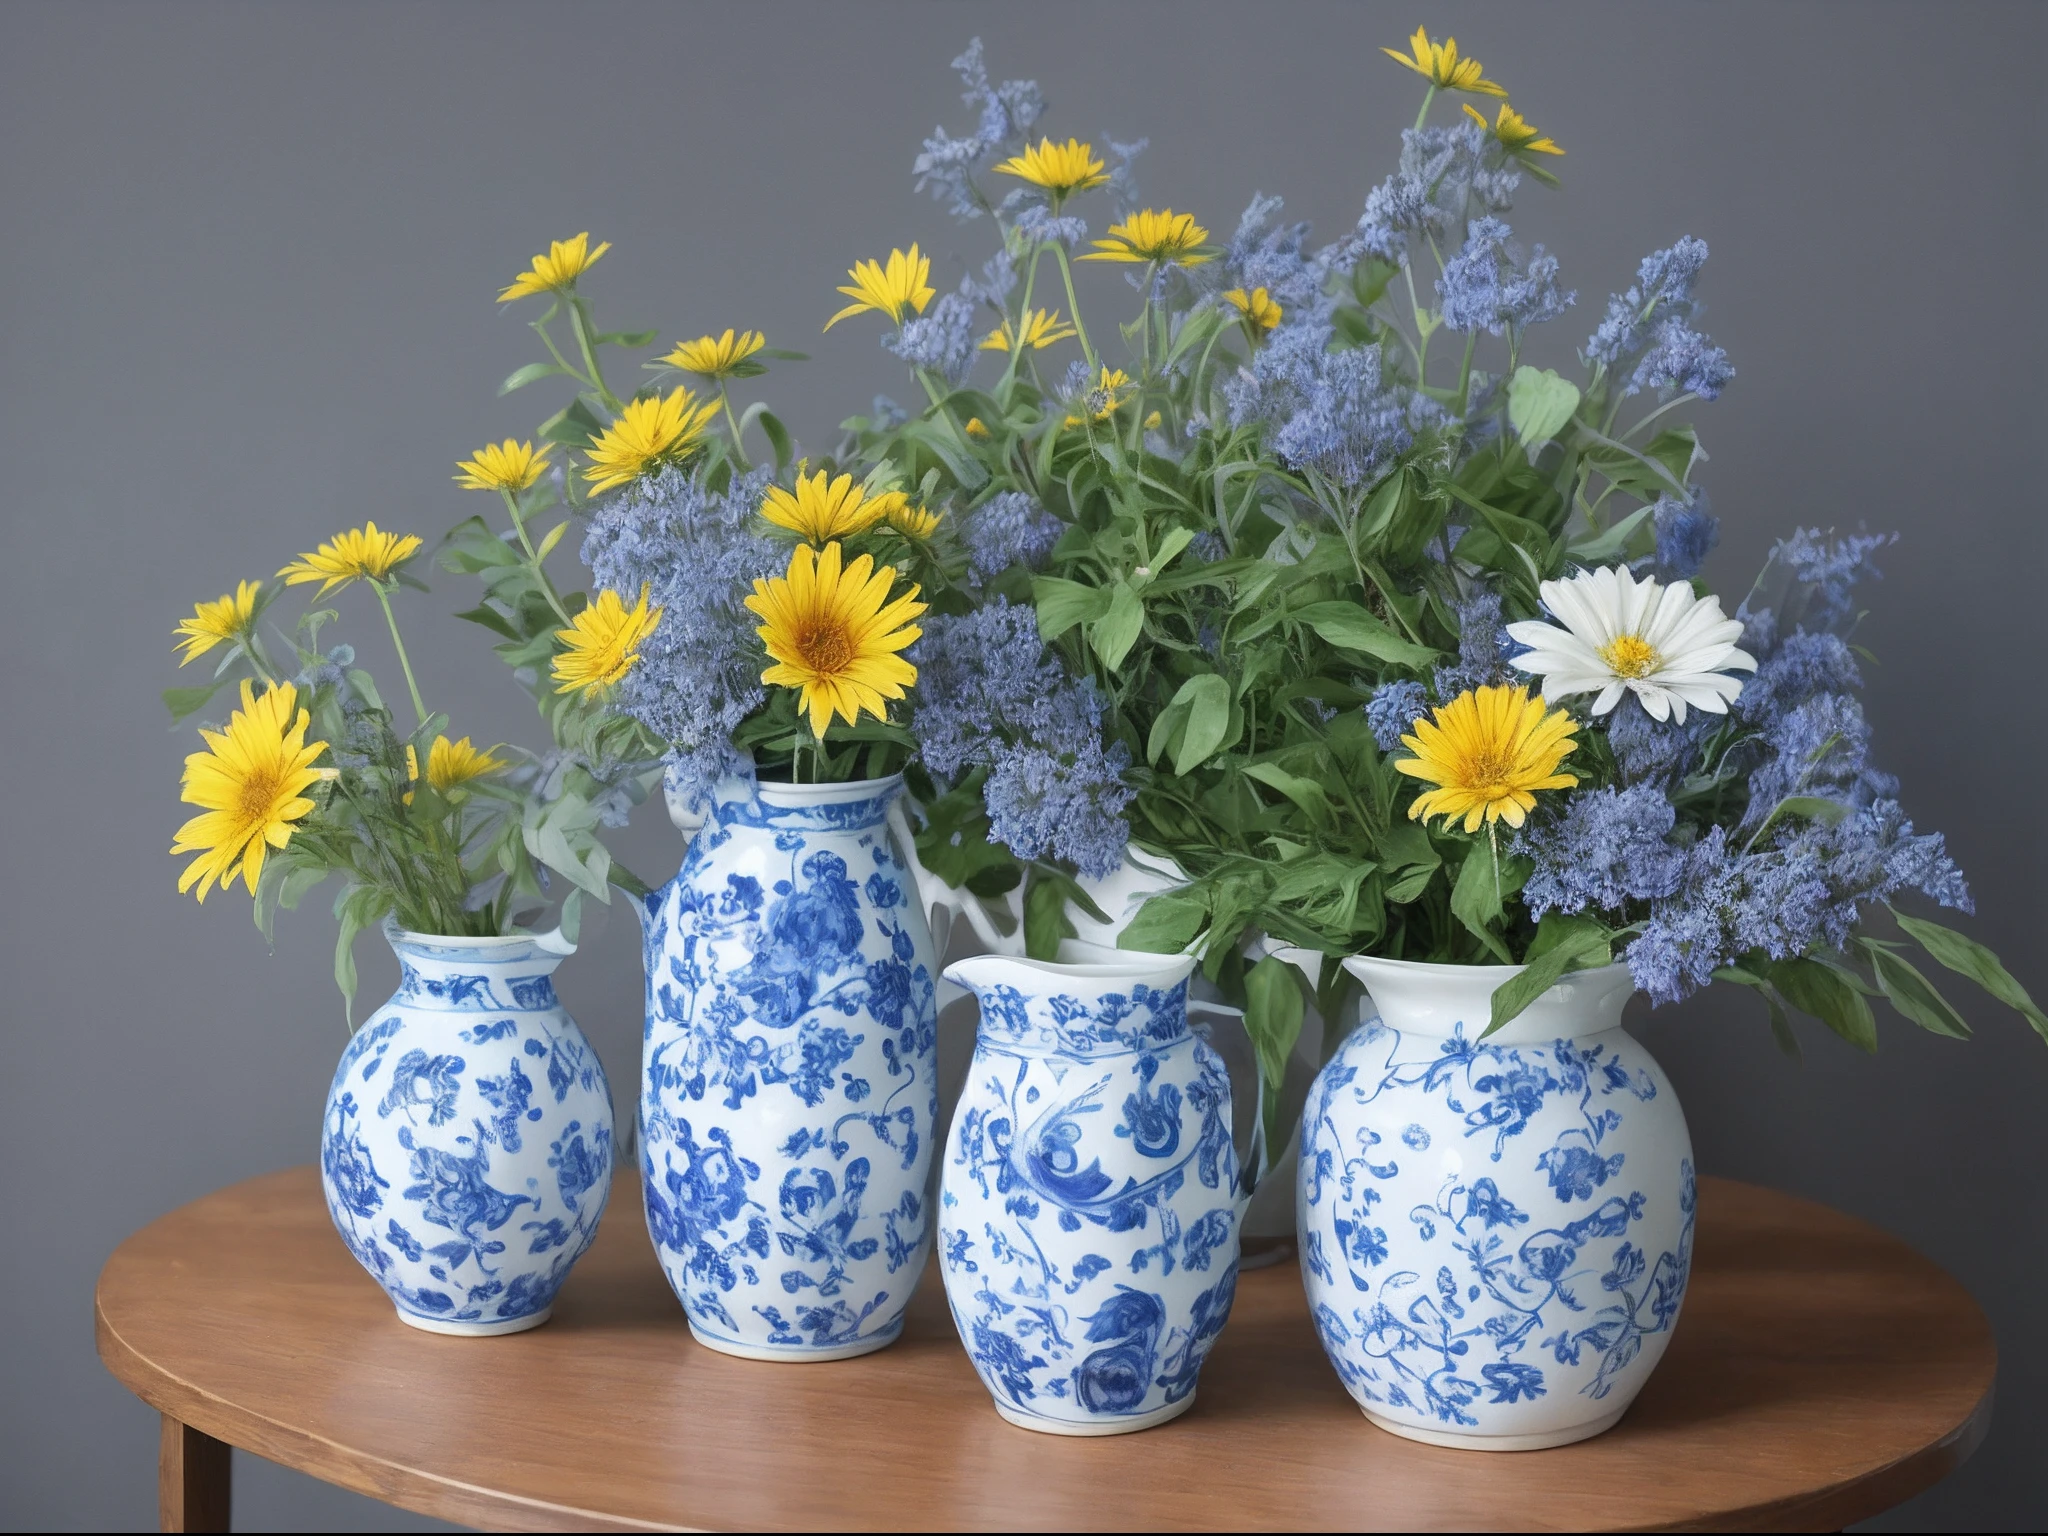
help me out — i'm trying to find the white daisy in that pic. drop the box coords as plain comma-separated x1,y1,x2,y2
1506,564,1756,723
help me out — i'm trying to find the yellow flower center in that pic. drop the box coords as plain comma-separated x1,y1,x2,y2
797,619,855,677
237,766,287,825
1597,633,1662,678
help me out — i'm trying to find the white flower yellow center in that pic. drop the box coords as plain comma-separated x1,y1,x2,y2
1597,632,1662,679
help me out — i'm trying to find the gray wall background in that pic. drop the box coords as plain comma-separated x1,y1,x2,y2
3,1,2041,1529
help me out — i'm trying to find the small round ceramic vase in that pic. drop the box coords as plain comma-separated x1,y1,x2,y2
939,954,1242,1435
321,923,614,1336
638,774,939,1361
1299,956,1693,1450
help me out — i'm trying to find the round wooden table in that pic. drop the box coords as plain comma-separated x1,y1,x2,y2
97,1168,1993,1533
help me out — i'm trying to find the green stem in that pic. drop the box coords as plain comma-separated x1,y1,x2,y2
1624,391,1700,443
1414,85,1438,132
1052,243,1096,370
567,298,624,412
373,581,429,728
1000,245,1045,395
719,385,753,469
532,315,594,393
496,490,574,625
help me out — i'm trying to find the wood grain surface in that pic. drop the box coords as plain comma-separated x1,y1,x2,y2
96,1168,1993,1533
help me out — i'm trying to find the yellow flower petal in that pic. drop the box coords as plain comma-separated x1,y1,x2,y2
1393,684,1579,832
169,679,332,901
746,541,926,737
497,232,609,303
552,586,662,696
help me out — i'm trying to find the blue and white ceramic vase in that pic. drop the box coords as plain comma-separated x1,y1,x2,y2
638,774,939,1361
320,923,614,1337
939,954,1242,1435
1300,956,1693,1450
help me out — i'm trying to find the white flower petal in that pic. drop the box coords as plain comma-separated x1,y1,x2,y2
1591,681,1628,715
1631,679,1673,721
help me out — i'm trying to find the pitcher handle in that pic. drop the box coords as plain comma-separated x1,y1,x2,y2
886,799,1026,959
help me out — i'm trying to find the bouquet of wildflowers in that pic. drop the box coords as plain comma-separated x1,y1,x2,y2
782,31,2041,1085
469,236,959,806
165,514,645,1013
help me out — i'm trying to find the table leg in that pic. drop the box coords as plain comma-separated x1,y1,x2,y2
158,1414,231,1533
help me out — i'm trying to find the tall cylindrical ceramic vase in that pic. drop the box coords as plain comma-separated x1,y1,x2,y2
1300,957,1693,1450
638,774,939,1360
321,923,614,1336
939,954,1242,1434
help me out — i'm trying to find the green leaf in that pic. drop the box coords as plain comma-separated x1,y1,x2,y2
1486,927,1608,1036
592,328,658,347
533,520,571,563
453,604,522,642
163,681,224,723
1241,761,1331,824
1170,673,1232,774
1090,583,1145,671
1866,945,1972,1040
1893,911,2048,1042
1507,366,1581,449
1023,871,1076,960
1032,576,1112,640
1244,954,1306,1161
1294,600,1438,670
759,410,794,473
1747,794,1851,844
1769,956,1877,1052
538,396,606,448
1566,503,1654,564
1451,848,1523,964
1526,910,1612,966
1118,892,1207,955
499,361,570,396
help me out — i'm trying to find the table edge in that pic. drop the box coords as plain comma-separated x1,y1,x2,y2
95,1289,682,1533
92,1170,1998,1535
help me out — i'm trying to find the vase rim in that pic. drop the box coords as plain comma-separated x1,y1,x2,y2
947,952,1199,987
382,919,577,958
1344,954,1634,985
745,772,904,806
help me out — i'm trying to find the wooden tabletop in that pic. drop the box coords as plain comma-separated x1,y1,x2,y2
97,1167,1993,1533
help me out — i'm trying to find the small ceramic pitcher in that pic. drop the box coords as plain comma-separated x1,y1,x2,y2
1300,956,1693,1450
939,953,1242,1434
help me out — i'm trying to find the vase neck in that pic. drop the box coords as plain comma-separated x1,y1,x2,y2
1343,956,1636,1044
385,927,568,1013
946,956,1197,1058
711,773,902,833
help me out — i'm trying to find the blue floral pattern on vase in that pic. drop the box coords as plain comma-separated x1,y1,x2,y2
320,924,613,1336
639,775,939,1360
1299,959,1693,1449
939,956,1241,1435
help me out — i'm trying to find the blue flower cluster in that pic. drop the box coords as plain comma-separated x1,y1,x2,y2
1583,237,1733,401
579,465,779,807
1509,526,1968,1003
912,38,1044,222
1433,588,1514,698
1436,217,1573,337
1220,194,1324,318
911,598,1134,878
1223,319,1412,488
1365,680,1429,753
1651,490,1719,580
1349,123,1520,267
964,491,1065,581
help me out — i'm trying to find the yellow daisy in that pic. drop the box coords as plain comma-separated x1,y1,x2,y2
760,470,902,544
825,245,935,331
582,387,719,493
1463,102,1563,158
992,137,1109,199
1395,684,1580,833
662,328,767,379
886,502,943,540
1080,209,1213,266
453,439,551,493
174,580,264,666
406,734,506,798
981,308,1079,353
170,678,333,900
1382,27,1507,97
551,586,662,697
1224,286,1284,332
745,542,926,738
1084,366,1133,419
278,523,424,597
497,232,610,303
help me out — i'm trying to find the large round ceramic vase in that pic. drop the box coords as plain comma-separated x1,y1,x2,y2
939,954,1242,1435
320,924,614,1336
638,774,939,1361
1299,957,1693,1451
